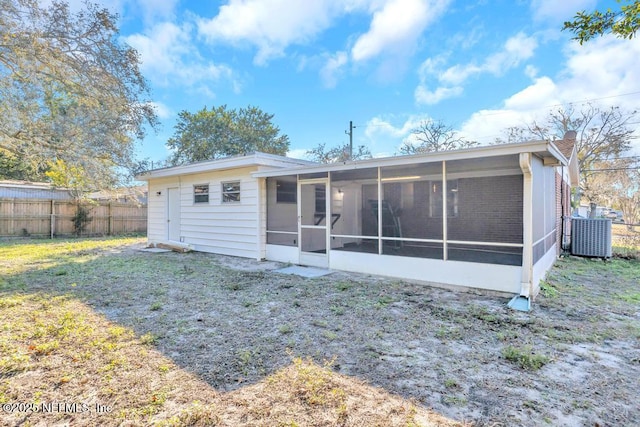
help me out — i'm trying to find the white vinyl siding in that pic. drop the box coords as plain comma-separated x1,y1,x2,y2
147,167,260,258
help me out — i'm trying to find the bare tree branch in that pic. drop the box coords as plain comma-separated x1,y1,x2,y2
400,119,478,154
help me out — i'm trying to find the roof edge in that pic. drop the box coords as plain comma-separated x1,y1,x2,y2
253,140,567,178
135,152,316,181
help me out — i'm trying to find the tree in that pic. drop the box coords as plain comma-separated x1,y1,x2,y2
0,148,47,181
563,0,640,44
587,159,640,227
0,0,157,192
399,120,478,154
493,126,531,145
526,104,636,203
45,158,93,200
167,105,290,165
305,142,372,163
497,104,638,206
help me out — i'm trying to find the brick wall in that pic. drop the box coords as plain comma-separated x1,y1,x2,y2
448,175,523,243
360,174,523,244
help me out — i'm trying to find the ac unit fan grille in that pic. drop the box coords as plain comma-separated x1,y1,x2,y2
571,218,612,257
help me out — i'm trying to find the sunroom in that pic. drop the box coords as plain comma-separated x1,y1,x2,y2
256,140,574,297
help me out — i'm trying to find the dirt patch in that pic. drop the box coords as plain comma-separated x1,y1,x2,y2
2,239,639,426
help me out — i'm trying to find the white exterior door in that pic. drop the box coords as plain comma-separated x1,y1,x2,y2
167,187,181,241
298,180,329,268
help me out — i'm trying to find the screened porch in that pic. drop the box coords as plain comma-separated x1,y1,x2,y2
265,155,524,267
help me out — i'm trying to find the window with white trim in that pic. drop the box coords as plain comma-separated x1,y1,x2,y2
222,181,241,203
194,184,209,204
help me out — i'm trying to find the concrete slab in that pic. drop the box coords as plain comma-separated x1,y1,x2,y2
275,265,333,278
138,248,172,253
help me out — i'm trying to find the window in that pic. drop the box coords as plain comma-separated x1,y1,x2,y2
276,180,296,203
194,185,209,204
222,181,241,203
428,180,458,218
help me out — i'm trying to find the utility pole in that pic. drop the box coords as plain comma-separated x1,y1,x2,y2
345,120,355,160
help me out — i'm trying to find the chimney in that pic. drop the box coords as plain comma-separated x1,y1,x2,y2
563,130,577,141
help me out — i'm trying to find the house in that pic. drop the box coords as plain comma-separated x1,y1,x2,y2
0,180,73,200
88,185,149,204
576,204,612,219
0,180,148,204
136,137,578,308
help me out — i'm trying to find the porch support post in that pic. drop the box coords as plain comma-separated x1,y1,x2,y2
519,153,533,298
326,172,331,262
377,167,382,255
442,161,448,261
256,177,266,260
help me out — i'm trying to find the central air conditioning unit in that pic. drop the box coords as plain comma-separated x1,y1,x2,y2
571,218,612,258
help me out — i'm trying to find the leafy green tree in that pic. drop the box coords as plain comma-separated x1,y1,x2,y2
563,0,640,44
0,0,157,191
45,159,92,199
167,105,290,165
305,142,372,163
0,149,47,181
400,120,478,154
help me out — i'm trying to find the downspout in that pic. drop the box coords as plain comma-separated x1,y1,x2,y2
509,153,533,311
560,165,566,253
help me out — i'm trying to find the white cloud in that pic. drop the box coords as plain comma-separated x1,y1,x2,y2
415,32,538,105
351,0,450,62
286,148,311,160
133,0,179,24
524,64,538,79
531,0,596,24
438,64,481,86
320,51,349,88
197,0,343,65
561,36,640,109
459,109,536,145
440,32,537,85
459,36,640,147
124,22,235,93
414,85,463,105
364,114,433,153
196,0,451,76
150,101,172,119
503,76,558,110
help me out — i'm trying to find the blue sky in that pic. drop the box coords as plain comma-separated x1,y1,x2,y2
78,0,640,162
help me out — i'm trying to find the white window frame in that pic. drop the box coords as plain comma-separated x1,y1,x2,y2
221,181,241,203
193,184,209,204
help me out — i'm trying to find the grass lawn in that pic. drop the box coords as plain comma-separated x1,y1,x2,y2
0,237,639,426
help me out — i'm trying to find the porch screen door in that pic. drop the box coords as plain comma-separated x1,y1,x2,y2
298,180,329,268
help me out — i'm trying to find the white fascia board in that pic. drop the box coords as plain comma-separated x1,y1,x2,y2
568,147,580,186
136,153,314,181
253,140,564,178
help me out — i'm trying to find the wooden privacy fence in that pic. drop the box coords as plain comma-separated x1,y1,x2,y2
0,198,147,237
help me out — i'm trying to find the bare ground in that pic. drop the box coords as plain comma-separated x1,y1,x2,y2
2,239,639,426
